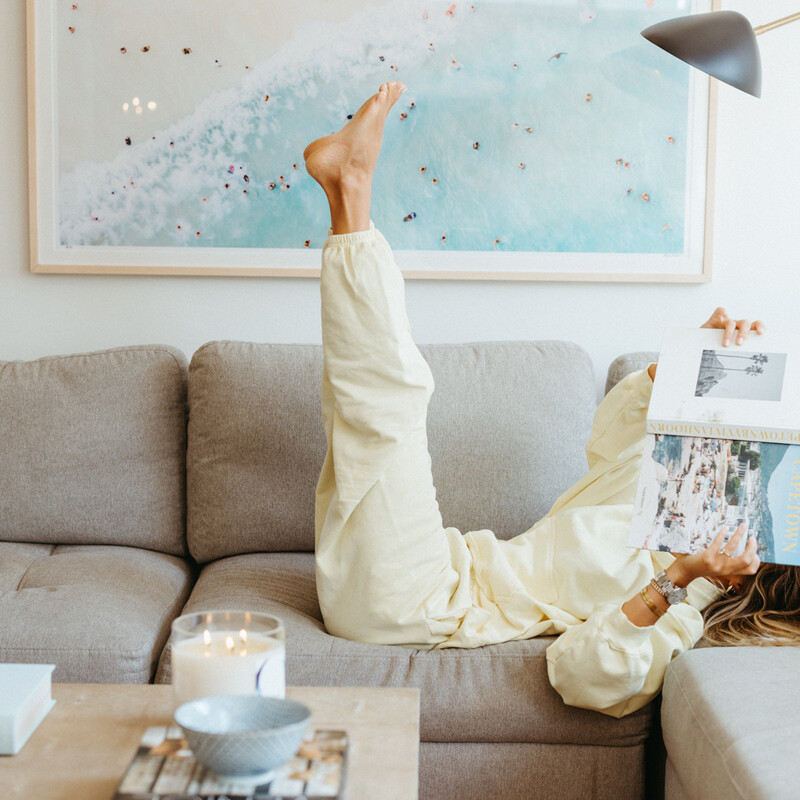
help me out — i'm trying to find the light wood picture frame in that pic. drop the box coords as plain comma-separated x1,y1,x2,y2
27,0,714,280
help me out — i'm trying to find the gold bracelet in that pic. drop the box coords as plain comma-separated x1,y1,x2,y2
640,585,665,618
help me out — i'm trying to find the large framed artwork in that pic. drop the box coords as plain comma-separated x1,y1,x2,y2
28,0,715,280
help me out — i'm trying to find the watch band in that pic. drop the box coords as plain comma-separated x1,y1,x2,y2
652,570,688,605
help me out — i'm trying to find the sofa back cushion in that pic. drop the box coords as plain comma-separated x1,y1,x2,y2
0,346,188,556
187,340,596,563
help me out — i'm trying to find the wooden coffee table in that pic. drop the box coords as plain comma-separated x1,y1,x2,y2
0,684,420,800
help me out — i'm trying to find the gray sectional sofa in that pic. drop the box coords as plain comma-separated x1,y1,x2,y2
2,341,796,800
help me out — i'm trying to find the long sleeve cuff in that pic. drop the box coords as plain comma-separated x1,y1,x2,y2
600,603,653,647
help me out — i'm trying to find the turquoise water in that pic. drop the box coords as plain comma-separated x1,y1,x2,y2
59,1,691,253
765,444,800,566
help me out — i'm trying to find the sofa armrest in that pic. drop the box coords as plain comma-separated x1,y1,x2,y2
662,647,800,800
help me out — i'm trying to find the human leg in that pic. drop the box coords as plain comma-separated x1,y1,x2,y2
308,84,474,645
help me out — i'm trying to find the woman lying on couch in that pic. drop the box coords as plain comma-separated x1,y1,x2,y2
303,82,800,717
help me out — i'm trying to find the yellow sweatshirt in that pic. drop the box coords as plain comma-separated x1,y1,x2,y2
439,368,720,717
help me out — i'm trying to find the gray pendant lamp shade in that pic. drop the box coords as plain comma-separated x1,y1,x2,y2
641,10,762,98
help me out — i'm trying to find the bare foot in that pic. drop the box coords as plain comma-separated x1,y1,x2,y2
304,81,407,187
304,82,406,233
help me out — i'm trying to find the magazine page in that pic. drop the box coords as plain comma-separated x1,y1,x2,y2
646,328,800,443
628,433,800,566
114,726,347,800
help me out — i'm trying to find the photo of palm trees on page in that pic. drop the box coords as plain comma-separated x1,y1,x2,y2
628,328,800,566
695,349,786,402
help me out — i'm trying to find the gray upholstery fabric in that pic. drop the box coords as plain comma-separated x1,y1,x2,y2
156,552,653,748
422,341,595,541
186,340,596,563
186,343,326,563
0,542,195,683
419,741,645,800
662,648,800,800
0,346,188,556
605,351,658,395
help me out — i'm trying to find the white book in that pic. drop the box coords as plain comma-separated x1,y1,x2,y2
0,663,56,755
647,328,800,444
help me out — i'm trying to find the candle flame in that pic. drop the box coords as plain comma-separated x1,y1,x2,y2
203,629,212,646
239,628,248,643
225,635,235,653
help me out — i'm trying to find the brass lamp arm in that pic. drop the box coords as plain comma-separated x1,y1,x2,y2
754,11,800,36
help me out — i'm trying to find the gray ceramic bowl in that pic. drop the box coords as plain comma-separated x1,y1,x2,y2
174,695,311,777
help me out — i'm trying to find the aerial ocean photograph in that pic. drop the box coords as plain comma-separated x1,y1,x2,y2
56,0,693,256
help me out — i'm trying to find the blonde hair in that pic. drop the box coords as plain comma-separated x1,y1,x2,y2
702,564,800,646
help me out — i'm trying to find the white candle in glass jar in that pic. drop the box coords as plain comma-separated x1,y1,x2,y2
172,628,285,706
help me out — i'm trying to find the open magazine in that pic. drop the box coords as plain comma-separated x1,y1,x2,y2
113,726,348,800
628,328,800,566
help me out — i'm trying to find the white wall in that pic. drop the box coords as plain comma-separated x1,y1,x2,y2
2,0,798,396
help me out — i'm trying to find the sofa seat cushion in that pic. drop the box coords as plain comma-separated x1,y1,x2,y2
662,647,800,800
0,542,195,683
186,341,596,563
158,553,652,748
0,345,189,556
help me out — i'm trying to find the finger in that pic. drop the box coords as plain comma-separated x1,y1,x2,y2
752,319,765,335
722,319,737,347
727,522,747,555
733,319,750,345
746,545,761,574
734,537,760,575
709,527,728,552
700,307,726,329
731,535,757,564
714,523,743,559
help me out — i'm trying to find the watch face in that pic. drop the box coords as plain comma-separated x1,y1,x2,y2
666,586,688,604
656,573,687,604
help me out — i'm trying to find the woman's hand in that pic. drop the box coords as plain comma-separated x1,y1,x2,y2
668,524,761,587
700,307,765,346
650,308,766,382
621,524,759,627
